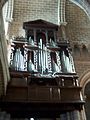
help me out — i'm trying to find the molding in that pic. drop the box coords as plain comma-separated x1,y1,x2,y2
79,70,90,97
60,22,67,26
6,0,14,23
59,0,67,24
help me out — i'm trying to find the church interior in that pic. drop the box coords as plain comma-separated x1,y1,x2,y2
0,0,90,120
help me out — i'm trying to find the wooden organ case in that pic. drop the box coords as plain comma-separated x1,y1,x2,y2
1,20,85,119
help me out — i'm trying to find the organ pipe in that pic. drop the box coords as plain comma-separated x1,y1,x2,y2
10,34,75,75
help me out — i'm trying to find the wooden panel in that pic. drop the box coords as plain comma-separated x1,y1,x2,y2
52,88,60,101
37,87,50,101
64,78,73,86
60,87,81,101
5,83,82,103
28,86,50,101
28,86,61,102
28,87,37,100
6,86,28,102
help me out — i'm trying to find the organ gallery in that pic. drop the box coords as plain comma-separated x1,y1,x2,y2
1,19,85,119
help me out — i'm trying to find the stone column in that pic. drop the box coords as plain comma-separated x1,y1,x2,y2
60,23,67,41
0,5,10,94
6,0,14,22
58,0,67,40
59,0,67,24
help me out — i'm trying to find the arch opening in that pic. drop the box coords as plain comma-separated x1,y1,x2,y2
84,82,90,120
80,71,90,120
69,0,90,19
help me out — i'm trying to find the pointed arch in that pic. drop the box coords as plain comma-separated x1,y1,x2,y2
69,0,90,19
79,70,90,96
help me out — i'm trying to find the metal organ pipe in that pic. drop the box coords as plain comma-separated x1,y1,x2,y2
40,39,43,74
38,39,49,74
56,51,61,72
12,48,24,71
68,50,76,73
61,49,75,73
45,46,48,71
43,44,46,72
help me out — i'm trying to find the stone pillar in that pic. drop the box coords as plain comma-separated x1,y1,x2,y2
59,0,67,40
0,60,4,96
59,0,66,24
60,23,67,41
6,0,14,22
0,6,10,94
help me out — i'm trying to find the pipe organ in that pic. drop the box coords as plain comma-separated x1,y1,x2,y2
10,22,75,76
2,20,84,119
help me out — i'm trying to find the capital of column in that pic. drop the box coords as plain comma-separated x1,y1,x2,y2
60,22,67,26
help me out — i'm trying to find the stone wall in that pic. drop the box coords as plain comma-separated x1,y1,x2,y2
8,0,58,38
65,0,90,78
66,1,90,45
